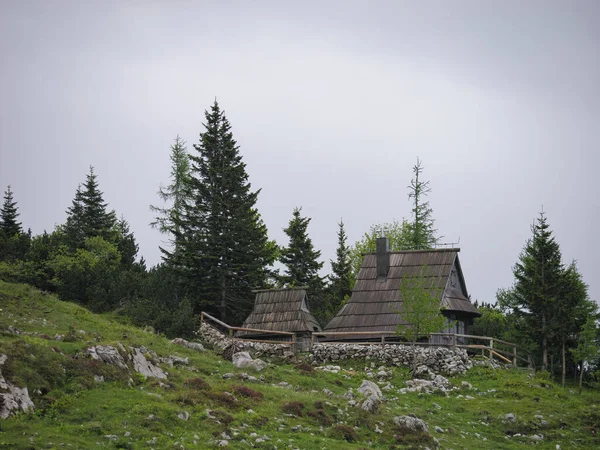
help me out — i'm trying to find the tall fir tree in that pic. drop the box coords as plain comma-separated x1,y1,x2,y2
175,101,276,323
64,167,117,248
407,158,438,249
150,135,191,258
279,207,324,316
115,216,139,267
327,219,352,316
1,185,22,237
500,211,565,371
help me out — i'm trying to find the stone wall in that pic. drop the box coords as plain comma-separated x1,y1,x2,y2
310,343,473,375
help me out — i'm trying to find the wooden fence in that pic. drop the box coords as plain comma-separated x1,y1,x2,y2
200,312,297,353
311,331,531,368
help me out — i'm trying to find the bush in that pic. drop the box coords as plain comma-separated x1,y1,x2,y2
231,385,264,400
330,424,359,442
281,401,304,416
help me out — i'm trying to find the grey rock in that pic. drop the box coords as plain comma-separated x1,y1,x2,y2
222,373,235,379
177,411,190,421
130,348,167,379
171,338,205,351
232,352,267,372
357,380,382,399
394,415,429,433
218,440,229,447
504,413,516,422
434,426,444,433
0,354,35,419
86,346,128,370
94,375,104,383
361,396,380,413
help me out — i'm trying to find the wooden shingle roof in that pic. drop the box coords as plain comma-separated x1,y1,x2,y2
324,248,480,334
236,288,321,336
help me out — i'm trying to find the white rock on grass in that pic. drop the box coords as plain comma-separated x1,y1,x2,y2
357,380,382,399
232,352,267,372
86,346,128,370
0,354,35,419
130,348,167,379
394,415,429,433
171,338,205,351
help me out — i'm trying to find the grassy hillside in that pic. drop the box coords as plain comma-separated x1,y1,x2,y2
0,281,598,449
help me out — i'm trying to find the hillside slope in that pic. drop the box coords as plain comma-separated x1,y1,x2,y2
0,281,598,449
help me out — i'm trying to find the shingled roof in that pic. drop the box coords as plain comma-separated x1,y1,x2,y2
324,246,480,334
236,287,321,337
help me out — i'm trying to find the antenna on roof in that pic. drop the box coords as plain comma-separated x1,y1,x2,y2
434,236,460,249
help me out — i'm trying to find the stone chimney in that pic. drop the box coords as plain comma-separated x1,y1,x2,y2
376,236,390,281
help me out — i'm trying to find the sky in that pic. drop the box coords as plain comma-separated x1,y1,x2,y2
1,0,599,305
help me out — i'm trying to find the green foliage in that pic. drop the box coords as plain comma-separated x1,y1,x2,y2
572,316,599,393
325,220,352,320
406,158,439,249
0,185,22,237
348,219,412,286
170,101,277,323
279,206,325,318
396,266,450,344
150,135,191,257
470,305,509,338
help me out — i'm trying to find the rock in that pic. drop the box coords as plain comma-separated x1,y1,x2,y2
171,338,205,351
104,435,118,441
432,402,442,410
130,348,167,379
0,354,35,419
86,346,128,370
394,415,429,433
159,355,189,367
218,440,229,447
232,352,267,372
94,375,104,383
461,381,473,389
322,388,334,396
361,396,380,413
504,413,516,422
177,411,190,421
357,380,382,399
222,373,235,379
531,434,544,441
434,426,444,433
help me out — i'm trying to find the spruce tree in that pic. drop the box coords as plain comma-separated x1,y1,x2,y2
116,216,139,267
280,207,324,315
64,167,117,248
327,219,352,314
1,185,22,237
407,158,438,249
176,101,276,323
150,135,191,258
503,211,564,371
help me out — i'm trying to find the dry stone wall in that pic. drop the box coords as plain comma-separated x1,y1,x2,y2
310,343,473,375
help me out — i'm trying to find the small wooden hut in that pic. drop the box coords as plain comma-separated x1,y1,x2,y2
236,287,321,351
324,237,481,343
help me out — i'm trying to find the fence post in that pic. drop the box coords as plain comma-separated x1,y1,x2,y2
310,333,315,349
200,312,204,328
489,338,494,361
513,346,517,368
292,333,296,354
381,335,385,345
228,328,233,337
451,334,456,349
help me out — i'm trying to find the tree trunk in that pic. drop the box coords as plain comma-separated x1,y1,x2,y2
579,361,584,394
561,339,566,388
542,312,548,371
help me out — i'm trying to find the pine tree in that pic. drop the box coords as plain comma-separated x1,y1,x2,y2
327,219,352,314
407,158,438,249
116,216,139,267
502,211,564,371
1,185,22,237
280,207,324,314
64,167,117,248
150,135,191,258
176,101,277,323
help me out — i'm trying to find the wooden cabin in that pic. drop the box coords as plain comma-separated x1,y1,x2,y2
236,287,321,351
324,237,481,343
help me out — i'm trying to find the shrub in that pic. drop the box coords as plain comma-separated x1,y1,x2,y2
307,409,333,426
330,424,359,442
232,385,264,400
208,410,234,426
281,401,304,416
184,377,211,390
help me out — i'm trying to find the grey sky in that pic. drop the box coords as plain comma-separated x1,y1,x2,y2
1,0,599,305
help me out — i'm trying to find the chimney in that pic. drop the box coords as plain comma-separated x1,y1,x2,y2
376,236,390,280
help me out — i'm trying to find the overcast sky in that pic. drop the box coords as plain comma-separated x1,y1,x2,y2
1,0,599,305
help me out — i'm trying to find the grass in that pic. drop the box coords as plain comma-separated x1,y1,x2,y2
1,280,599,449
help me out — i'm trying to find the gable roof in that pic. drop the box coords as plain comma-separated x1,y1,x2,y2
236,287,322,336
324,248,480,334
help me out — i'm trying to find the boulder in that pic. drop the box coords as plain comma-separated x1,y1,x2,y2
0,354,35,419
394,415,429,433
232,352,267,372
357,380,382,399
361,396,380,413
171,338,205,351
130,348,167,379
86,346,128,370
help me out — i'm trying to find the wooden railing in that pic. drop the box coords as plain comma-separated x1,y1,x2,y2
200,312,297,353
311,331,531,368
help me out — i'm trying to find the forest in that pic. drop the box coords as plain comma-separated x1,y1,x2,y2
1,101,598,389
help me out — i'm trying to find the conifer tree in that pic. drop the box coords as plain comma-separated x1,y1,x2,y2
407,158,438,249
116,216,139,267
1,185,22,237
150,135,191,258
64,167,117,248
280,207,324,314
176,101,276,322
327,219,352,314
501,211,565,371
